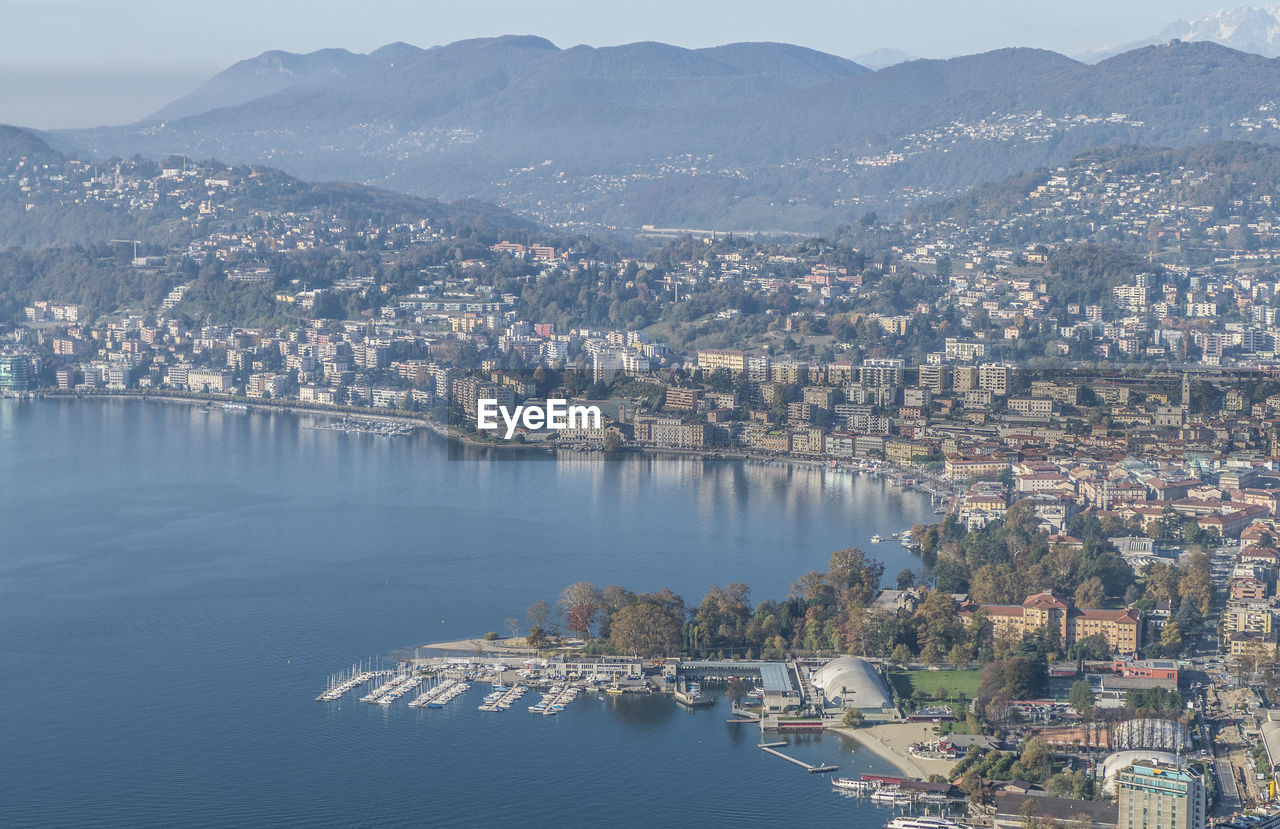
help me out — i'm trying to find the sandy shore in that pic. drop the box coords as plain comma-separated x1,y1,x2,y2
831,722,960,780
413,637,538,654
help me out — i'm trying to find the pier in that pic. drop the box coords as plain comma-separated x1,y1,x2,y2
408,678,469,708
757,742,838,774
316,666,394,701
478,684,528,712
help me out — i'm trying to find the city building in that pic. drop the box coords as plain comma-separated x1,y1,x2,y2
958,592,1142,655
1115,761,1206,829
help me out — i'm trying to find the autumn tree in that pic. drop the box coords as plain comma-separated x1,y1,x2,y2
609,601,682,656
526,600,552,629
970,563,1020,604
1178,550,1213,616
557,582,604,639
827,547,885,607
1073,576,1106,609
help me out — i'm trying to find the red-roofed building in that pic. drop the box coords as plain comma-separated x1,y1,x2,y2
958,592,1142,655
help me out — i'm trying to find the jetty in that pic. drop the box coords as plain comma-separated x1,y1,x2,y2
408,678,469,708
528,684,580,715
757,742,837,774
478,684,528,712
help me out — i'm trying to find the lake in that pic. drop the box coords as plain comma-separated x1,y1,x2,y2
0,398,936,826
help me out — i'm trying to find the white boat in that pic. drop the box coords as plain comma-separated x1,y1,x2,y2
884,818,970,829
832,777,875,792
870,534,884,543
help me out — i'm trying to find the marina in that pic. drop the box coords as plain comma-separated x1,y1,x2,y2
408,678,470,708
528,684,580,715
361,668,423,705
314,664,394,702
302,417,419,437
833,775,970,811
477,684,529,712
672,680,714,707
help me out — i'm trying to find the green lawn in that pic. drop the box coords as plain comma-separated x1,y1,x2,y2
887,669,983,701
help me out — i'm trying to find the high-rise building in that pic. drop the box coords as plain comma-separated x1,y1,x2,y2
0,354,34,391
1116,761,1206,829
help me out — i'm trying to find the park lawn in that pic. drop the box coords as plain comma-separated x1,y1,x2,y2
887,668,983,701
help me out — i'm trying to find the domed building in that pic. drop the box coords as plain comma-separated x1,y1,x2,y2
809,657,895,715
1112,718,1190,754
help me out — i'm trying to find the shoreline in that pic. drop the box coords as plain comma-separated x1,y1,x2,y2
829,723,960,781
17,390,951,500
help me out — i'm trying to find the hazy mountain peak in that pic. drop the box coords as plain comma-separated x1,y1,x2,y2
0,124,58,163
852,47,917,70
148,45,374,121
368,42,426,64
437,34,560,53
1159,4,1280,55
1080,4,1280,62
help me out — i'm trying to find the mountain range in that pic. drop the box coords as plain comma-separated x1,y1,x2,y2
38,34,1280,231
1080,4,1280,62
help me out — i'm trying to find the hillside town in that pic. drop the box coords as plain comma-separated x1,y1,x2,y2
11,136,1280,829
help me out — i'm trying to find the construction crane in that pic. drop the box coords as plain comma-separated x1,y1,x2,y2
110,239,142,260
162,153,190,174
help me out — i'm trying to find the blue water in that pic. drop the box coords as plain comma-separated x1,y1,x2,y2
0,398,934,827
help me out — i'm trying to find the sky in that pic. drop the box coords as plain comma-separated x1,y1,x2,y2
0,0,1252,130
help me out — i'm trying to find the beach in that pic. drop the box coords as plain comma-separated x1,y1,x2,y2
831,722,961,780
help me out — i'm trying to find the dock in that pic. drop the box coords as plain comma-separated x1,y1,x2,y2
757,742,838,773
477,684,528,712
315,666,394,701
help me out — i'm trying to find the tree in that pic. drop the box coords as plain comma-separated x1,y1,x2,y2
526,600,552,629
842,708,865,727
504,617,520,638
921,640,945,666
526,625,548,650
827,547,885,607
609,601,682,656
969,563,1019,604
1067,633,1112,661
557,582,604,639
896,568,917,590
1068,679,1095,715
891,644,913,665
1178,550,1213,616
949,642,971,668
1021,736,1051,782
1073,576,1106,609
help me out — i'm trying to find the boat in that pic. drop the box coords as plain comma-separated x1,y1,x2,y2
606,686,623,695
884,818,971,829
832,778,875,792
870,534,884,543
877,795,913,808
